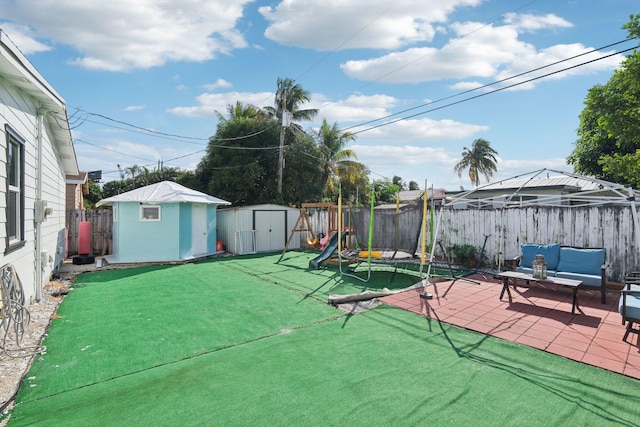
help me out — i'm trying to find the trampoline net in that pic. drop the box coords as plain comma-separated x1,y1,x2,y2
350,204,423,256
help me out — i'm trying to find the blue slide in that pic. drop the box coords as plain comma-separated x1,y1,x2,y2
308,231,348,270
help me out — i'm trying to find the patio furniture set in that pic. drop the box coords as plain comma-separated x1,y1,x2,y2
502,244,640,343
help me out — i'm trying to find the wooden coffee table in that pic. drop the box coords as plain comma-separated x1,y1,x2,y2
497,271,583,314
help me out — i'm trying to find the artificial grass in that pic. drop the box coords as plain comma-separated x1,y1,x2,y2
7,251,640,426
9,306,640,426
15,260,340,402
225,250,431,297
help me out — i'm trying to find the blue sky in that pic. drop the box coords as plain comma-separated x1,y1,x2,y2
1,0,637,191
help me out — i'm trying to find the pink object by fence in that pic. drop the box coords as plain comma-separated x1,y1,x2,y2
78,221,92,255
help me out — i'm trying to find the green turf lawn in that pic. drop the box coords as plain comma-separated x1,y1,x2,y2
6,252,640,426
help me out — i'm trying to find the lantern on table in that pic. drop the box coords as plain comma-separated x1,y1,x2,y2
532,254,547,279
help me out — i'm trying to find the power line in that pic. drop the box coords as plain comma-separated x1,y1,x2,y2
341,37,637,133
74,109,283,146
77,109,207,141
349,43,638,136
75,139,156,162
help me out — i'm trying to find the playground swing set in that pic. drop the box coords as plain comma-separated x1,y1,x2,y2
281,203,356,261
282,182,478,300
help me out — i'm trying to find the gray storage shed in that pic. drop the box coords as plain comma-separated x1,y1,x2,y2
216,204,301,254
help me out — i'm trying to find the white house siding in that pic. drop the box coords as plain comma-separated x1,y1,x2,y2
38,126,67,272
0,32,77,306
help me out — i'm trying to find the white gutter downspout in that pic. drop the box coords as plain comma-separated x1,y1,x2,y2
34,109,44,302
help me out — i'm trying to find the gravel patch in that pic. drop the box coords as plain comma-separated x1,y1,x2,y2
0,274,74,425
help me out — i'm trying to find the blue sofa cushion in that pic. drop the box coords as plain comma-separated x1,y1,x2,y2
520,244,560,270
556,247,605,276
555,272,601,287
619,284,640,320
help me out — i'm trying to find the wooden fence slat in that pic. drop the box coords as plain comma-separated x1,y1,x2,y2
66,209,112,257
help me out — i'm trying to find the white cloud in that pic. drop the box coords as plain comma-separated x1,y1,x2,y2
308,93,398,124
355,144,453,165
0,22,51,54
167,91,274,118
340,14,621,88
350,117,488,142
204,79,234,91
503,13,573,32
259,0,481,50
493,43,624,91
1,0,253,71
124,105,145,112
353,144,455,181
340,22,527,83
449,81,486,91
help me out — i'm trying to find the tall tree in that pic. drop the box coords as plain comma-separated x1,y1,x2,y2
568,14,640,186
315,120,357,187
371,178,398,204
392,175,407,191
264,77,318,126
264,77,319,197
215,100,269,123
453,138,498,187
84,180,103,209
197,116,323,206
124,164,141,187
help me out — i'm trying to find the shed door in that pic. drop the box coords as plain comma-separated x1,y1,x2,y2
254,210,286,252
192,204,207,256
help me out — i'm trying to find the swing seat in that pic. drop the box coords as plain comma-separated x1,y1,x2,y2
360,250,382,259
306,237,318,245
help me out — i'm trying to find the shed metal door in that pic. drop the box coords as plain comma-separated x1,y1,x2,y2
254,210,286,252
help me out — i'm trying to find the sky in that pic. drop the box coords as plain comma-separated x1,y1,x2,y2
0,0,638,191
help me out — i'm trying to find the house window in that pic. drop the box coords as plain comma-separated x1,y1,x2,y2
5,126,25,252
140,205,161,221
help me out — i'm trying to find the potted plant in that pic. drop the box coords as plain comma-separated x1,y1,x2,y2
450,244,479,267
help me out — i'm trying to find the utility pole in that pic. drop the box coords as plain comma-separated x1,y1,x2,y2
277,91,288,194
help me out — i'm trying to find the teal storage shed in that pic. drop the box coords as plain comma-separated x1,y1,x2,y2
97,181,230,263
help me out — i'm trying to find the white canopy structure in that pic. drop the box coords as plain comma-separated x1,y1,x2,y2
445,168,640,210
424,168,640,282
97,181,230,207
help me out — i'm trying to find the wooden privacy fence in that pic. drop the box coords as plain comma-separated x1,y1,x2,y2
66,209,112,257
304,204,639,283
436,205,639,282
67,205,640,282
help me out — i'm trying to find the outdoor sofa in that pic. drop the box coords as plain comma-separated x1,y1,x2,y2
515,243,607,304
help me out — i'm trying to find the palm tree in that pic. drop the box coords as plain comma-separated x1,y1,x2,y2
315,119,367,193
453,138,498,187
215,101,269,123
264,77,318,127
265,77,318,195
124,164,141,188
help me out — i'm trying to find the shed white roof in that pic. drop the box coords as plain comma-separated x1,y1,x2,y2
96,181,231,207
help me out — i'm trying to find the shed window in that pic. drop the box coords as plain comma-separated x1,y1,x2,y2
5,126,25,252
140,205,161,221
